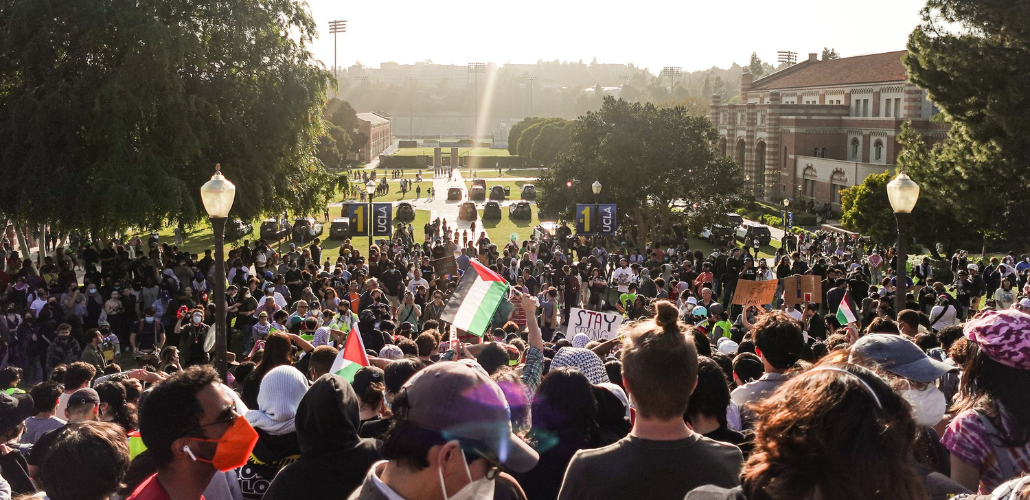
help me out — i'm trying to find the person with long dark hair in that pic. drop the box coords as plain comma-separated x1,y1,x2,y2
688,363,928,499
516,367,599,500
944,310,1030,493
241,332,294,409
95,381,137,434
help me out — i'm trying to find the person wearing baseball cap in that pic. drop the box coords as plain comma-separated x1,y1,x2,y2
942,309,1030,493
0,391,35,495
850,334,955,429
348,362,539,500
26,388,100,485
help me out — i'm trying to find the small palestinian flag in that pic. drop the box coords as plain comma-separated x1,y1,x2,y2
836,292,858,326
329,324,369,382
440,260,509,337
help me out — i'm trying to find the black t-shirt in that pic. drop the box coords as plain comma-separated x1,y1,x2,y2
0,446,35,495
739,267,758,281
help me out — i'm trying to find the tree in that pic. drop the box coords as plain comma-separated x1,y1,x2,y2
0,0,335,235
822,48,841,61
317,98,365,171
748,53,765,78
507,117,546,155
537,97,742,245
525,120,573,165
840,172,897,245
903,0,1030,248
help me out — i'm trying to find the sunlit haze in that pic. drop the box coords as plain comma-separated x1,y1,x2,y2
305,0,927,74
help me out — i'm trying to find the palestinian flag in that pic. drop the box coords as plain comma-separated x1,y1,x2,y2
440,259,509,337
329,324,369,382
836,292,858,325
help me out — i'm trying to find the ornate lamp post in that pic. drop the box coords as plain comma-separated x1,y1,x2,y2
887,172,920,313
200,164,236,382
365,180,376,257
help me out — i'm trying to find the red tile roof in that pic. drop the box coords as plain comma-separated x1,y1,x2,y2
750,51,909,91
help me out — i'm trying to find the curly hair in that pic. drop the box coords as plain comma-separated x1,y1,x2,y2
741,362,926,500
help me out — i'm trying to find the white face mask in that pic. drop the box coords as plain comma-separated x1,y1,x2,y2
437,445,495,500
901,385,948,427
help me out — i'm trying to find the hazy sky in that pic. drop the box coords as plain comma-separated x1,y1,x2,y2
304,0,928,74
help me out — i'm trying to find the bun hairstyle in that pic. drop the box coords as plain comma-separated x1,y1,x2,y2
621,300,699,420
654,301,679,329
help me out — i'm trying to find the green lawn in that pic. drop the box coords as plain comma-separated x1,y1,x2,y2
353,168,541,180
390,147,510,157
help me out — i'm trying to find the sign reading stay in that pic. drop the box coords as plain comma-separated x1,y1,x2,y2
568,308,624,341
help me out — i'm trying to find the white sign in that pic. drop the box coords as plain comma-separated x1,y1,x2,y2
569,308,624,341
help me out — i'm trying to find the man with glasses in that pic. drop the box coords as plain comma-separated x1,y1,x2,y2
349,362,539,500
422,291,447,331
128,366,257,500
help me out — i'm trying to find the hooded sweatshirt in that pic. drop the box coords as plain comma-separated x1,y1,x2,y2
263,373,381,500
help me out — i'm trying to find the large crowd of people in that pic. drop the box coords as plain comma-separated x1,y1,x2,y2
0,223,1027,500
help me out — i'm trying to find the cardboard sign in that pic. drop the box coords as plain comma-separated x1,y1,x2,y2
569,308,624,341
731,279,779,306
782,275,823,306
432,256,458,277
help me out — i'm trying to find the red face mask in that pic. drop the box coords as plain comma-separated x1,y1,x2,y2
189,416,259,471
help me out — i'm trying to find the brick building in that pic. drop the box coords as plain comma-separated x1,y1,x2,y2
355,112,392,162
708,50,949,207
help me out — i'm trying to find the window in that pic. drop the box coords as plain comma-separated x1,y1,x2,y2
831,171,848,204
814,148,819,157
851,138,860,160
874,140,884,161
863,99,870,117
821,148,827,158
894,99,901,118
885,99,892,118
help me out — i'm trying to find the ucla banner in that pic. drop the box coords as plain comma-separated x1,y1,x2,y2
597,204,617,235
372,203,393,236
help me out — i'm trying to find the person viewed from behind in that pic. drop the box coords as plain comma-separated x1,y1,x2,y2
686,357,748,452
687,364,930,500
241,332,293,409
127,366,258,500
263,374,382,500
730,312,805,428
516,367,600,500
22,381,65,445
557,301,742,500
347,362,540,500
38,421,130,500
0,391,35,495
239,365,307,500
944,310,1030,493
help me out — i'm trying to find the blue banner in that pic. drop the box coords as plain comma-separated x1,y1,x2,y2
372,203,393,236
575,204,596,235
597,204,617,235
787,211,794,230
344,204,368,236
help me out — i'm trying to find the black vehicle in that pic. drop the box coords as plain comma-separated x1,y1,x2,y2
396,202,415,223
292,217,324,242
447,187,463,201
259,219,290,241
458,202,478,221
707,225,734,247
739,224,772,246
469,185,486,201
489,185,507,201
483,201,502,220
224,219,253,242
471,178,487,189
727,213,744,227
509,201,532,220
329,218,350,239
521,184,537,200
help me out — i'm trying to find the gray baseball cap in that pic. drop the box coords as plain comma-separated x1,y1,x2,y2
400,362,539,473
850,334,956,383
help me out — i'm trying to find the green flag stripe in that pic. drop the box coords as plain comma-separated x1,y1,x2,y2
334,360,361,383
465,281,508,336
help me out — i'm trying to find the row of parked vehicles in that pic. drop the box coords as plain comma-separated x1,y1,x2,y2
701,213,772,247
447,181,537,202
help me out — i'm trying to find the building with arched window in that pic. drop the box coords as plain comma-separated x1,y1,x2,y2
709,50,948,207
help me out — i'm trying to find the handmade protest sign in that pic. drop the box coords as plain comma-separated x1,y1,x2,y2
569,308,624,341
782,275,823,306
732,280,779,306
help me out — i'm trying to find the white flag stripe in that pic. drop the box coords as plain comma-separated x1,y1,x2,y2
452,278,495,329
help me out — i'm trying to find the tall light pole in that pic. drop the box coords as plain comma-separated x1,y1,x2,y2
406,76,418,139
661,66,681,93
200,164,236,382
887,172,920,314
524,75,537,117
365,180,376,257
328,20,347,77
592,180,603,247
468,62,485,143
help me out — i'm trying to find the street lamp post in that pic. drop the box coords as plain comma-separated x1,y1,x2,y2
366,180,376,257
782,198,790,252
592,180,602,244
887,172,920,314
200,164,236,382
